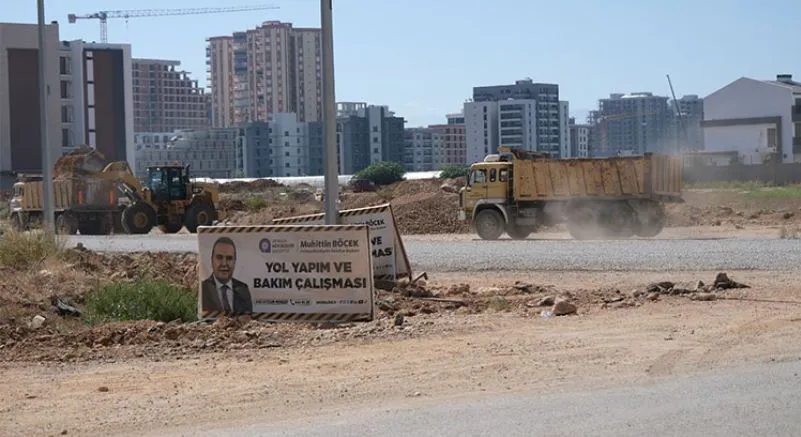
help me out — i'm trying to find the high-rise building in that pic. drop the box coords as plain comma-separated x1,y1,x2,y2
206,36,234,128
592,92,672,156
472,78,563,156
335,102,405,174
131,58,209,132
0,22,61,187
429,112,467,166
59,39,135,167
464,100,498,164
206,21,322,128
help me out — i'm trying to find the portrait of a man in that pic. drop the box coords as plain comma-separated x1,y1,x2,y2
201,236,253,314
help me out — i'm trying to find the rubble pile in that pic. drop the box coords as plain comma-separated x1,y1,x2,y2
637,272,750,302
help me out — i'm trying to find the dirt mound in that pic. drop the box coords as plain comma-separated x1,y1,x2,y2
392,193,470,234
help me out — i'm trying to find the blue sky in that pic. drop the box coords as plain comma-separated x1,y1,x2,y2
7,0,800,127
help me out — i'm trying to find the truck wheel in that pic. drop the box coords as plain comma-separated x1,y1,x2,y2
159,223,183,234
10,213,23,232
55,213,78,235
506,225,533,240
599,202,636,238
475,209,504,240
184,203,217,234
633,201,666,238
121,202,156,234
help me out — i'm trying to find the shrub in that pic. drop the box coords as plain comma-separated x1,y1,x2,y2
0,230,65,270
438,164,470,180
244,197,268,210
355,161,406,186
83,280,197,325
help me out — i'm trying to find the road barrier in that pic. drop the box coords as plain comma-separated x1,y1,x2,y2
271,203,412,282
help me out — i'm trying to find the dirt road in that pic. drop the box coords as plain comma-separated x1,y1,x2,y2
3,270,800,437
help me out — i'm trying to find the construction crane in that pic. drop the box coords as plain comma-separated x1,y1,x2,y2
68,5,281,44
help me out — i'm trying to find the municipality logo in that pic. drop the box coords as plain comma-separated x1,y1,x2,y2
259,238,272,253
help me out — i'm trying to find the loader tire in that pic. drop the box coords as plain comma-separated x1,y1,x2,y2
474,209,504,240
121,202,156,234
184,203,217,234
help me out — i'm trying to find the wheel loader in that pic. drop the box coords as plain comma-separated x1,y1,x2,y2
95,160,226,234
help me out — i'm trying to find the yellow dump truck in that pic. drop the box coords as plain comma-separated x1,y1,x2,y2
9,176,123,234
458,147,683,240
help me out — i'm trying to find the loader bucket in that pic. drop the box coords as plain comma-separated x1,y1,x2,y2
53,146,108,177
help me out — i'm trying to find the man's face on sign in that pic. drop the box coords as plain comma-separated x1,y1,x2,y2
212,242,236,282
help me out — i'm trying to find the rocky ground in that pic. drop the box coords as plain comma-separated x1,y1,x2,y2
2,268,800,437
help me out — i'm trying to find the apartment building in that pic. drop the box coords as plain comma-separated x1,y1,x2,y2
472,78,563,157
0,22,61,187
206,36,234,128
59,39,135,167
463,100,498,164
206,21,322,127
702,74,801,164
429,112,467,166
237,113,324,178
134,128,238,179
131,58,208,132
403,128,441,171
335,102,405,174
592,92,673,156
569,117,591,158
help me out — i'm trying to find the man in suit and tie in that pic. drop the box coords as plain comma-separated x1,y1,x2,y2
201,236,253,314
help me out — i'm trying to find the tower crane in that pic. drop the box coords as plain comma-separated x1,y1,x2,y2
67,5,281,44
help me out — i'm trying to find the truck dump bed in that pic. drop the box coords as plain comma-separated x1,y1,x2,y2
19,177,119,211
512,153,682,200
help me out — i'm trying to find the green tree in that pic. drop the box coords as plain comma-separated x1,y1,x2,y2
438,164,470,179
354,161,406,185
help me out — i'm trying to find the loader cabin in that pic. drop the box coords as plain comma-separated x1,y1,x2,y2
146,163,190,202
465,147,551,199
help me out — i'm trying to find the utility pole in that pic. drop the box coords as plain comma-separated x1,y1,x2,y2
321,0,339,225
38,0,54,234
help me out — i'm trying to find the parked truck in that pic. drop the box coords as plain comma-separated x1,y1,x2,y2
9,175,123,235
458,147,684,240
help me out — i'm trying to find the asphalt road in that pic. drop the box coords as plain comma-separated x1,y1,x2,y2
155,359,801,437
66,234,800,272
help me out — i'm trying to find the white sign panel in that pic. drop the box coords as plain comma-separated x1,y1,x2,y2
271,203,412,281
196,224,375,322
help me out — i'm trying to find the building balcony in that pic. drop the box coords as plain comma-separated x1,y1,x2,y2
792,105,801,122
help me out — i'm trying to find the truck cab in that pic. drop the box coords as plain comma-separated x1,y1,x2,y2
458,159,511,221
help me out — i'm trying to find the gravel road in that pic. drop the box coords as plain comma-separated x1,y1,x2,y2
66,234,801,272
157,359,801,437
